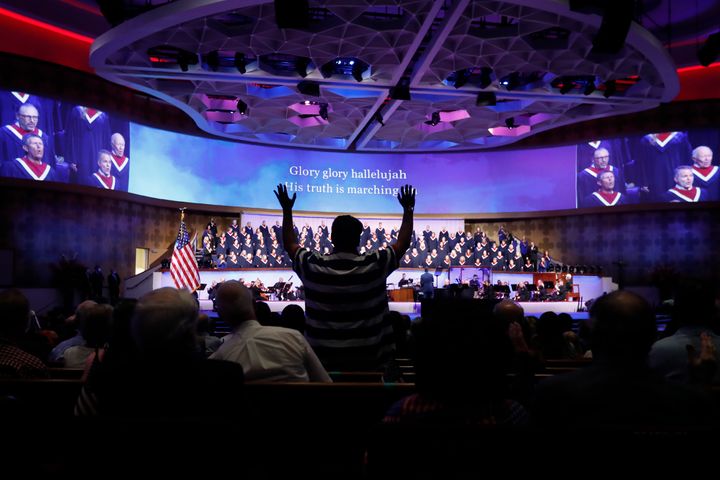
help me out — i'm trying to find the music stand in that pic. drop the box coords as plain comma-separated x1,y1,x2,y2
497,285,511,295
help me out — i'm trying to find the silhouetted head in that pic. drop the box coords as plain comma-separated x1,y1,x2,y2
672,279,718,328
590,290,656,365
0,289,30,339
331,215,363,252
215,280,255,328
132,288,199,357
493,299,524,325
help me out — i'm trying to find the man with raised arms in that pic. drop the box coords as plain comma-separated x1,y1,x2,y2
275,183,415,372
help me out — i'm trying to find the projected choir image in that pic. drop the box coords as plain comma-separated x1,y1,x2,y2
0,89,130,190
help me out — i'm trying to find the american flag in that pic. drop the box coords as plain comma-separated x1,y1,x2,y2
170,215,200,291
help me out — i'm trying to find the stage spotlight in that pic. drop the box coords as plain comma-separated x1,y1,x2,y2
505,117,516,129
424,111,441,126
351,62,366,82
698,32,720,67
583,81,596,95
499,72,520,91
453,69,471,89
274,0,309,29
559,81,574,94
206,50,219,71
297,81,321,97
295,57,312,78
319,103,329,120
475,92,497,106
237,99,249,115
603,80,617,98
591,4,633,55
234,53,247,74
320,62,334,78
478,67,493,89
147,45,198,72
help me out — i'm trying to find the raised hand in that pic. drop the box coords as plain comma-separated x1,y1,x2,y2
397,184,416,212
274,183,297,211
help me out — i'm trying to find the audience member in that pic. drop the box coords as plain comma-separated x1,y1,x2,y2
210,281,330,382
533,290,714,430
0,289,49,378
275,183,415,371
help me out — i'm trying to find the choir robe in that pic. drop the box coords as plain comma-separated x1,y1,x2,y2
1,157,57,182
506,262,521,272
480,254,493,267
216,240,229,256
360,226,371,245
271,224,282,240
581,191,628,208
661,186,706,203
628,132,692,201
400,257,414,268
691,165,719,201
576,139,631,172
0,92,59,147
87,171,117,190
110,153,130,191
0,124,56,167
226,257,240,268
409,254,421,267
576,165,626,202
64,107,111,183
318,225,329,238
259,224,270,239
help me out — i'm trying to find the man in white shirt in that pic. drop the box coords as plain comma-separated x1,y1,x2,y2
210,280,331,382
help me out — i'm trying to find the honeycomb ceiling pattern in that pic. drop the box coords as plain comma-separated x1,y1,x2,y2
90,0,678,152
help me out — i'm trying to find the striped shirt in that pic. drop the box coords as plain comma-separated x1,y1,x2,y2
293,247,398,371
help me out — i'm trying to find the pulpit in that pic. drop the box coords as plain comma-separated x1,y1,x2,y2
389,288,414,302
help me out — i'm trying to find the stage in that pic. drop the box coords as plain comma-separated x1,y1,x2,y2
199,299,588,319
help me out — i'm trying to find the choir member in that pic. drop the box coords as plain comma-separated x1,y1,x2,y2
0,103,56,167
87,149,117,190
690,146,718,201
577,148,626,203
109,133,129,191
1,133,57,182
581,170,628,207
662,165,706,202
